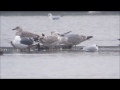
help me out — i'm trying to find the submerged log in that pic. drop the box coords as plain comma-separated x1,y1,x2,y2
0,45,119,53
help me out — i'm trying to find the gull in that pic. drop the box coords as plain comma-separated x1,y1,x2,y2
48,13,61,20
12,26,40,38
82,44,99,52
10,36,40,52
50,31,93,49
88,11,101,14
60,34,93,49
38,34,61,49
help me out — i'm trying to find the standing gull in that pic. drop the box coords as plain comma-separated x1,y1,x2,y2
60,34,93,49
10,36,39,52
12,26,40,38
82,44,99,52
39,34,61,49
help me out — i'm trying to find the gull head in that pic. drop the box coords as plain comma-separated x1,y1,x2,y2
12,26,22,31
51,31,60,36
86,36,93,40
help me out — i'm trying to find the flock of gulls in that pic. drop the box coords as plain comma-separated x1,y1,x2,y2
9,25,97,52
0,13,120,55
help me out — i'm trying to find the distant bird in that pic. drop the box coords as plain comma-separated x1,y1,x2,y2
0,50,3,55
60,34,93,49
10,36,39,52
12,26,40,38
48,13,61,20
118,39,120,41
88,11,101,14
82,44,99,52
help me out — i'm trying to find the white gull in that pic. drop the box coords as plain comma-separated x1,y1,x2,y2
10,36,39,51
82,44,99,52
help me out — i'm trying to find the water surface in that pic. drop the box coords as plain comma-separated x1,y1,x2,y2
0,11,120,78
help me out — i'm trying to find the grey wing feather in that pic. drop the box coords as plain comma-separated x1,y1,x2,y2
17,31,39,38
20,37,33,45
65,34,81,44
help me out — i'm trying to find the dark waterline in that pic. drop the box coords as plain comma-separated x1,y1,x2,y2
0,11,119,16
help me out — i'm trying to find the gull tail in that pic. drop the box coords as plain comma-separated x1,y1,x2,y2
61,31,72,36
86,36,93,40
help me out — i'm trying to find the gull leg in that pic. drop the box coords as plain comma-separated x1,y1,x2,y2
58,44,61,50
37,43,41,51
20,49,24,52
75,45,77,50
27,46,31,53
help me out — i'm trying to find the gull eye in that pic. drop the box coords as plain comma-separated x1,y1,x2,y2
42,34,45,36
16,26,20,29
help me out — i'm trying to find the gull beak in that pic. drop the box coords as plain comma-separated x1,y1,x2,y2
12,28,16,30
60,34,65,36
87,36,93,40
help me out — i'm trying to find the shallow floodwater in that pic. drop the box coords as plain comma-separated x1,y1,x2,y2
0,51,119,79
0,11,120,79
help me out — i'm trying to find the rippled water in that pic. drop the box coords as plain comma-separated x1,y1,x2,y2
0,11,120,79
